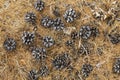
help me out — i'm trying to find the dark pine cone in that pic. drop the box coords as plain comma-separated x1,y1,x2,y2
91,27,99,37
63,8,77,23
25,12,36,25
28,69,39,80
52,53,70,70
34,0,44,11
3,38,17,51
113,58,120,74
65,40,74,47
52,18,64,31
81,64,93,78
79,26,92,40
43,36,55,48
108,33,120,44
71,31,79,39
22,31,35,45
41,16,53,28
31,47,47,60
38,66,49,76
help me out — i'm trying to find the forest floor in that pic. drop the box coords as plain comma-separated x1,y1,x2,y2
0,0,120,80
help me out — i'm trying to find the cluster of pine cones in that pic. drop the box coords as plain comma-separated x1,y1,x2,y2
2,0,120,80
